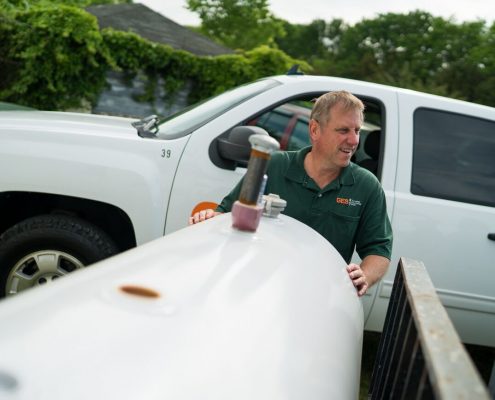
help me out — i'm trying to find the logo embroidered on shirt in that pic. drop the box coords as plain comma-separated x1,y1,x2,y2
336,197,362,206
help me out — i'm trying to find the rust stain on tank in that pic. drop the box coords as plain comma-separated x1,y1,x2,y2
120,285,160,299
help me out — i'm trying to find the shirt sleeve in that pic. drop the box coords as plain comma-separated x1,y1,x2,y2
215,177,243,213
216,151,290,213
354,180,393,260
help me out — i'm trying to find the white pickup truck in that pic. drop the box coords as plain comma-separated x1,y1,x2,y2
0,74,494,347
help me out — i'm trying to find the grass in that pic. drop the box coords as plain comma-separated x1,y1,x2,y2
359,331,381,399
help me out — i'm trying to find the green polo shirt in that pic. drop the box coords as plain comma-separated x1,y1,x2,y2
216,146,393,263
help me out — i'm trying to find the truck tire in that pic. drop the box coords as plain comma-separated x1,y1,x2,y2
0,215,118,297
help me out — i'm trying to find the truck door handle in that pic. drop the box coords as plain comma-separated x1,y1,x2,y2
488,233,495,241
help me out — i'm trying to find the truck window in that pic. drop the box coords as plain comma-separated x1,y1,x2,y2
412,108,495,207
157,79,281,139
287,119,310,151
249,103,310,148
255,110,292,142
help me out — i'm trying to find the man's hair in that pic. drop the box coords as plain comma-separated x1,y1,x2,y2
310,91,365,126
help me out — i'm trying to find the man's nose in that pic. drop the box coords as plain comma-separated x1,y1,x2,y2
348,132,360,146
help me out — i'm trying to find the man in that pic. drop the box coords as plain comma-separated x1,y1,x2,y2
190,91,392,296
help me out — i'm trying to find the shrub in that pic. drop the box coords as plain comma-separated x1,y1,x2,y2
0,5,112,109
0,6,309,110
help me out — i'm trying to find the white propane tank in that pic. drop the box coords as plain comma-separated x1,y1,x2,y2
0,213,364,400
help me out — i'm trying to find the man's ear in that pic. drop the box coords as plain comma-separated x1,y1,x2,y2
309,119,319,143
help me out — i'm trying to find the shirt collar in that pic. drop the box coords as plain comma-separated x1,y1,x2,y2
285,146,356,189
339,162,356,186
285,146,311,184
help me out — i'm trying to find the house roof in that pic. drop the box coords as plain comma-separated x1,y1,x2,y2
86,3,233,56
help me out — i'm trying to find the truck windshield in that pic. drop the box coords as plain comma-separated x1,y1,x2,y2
157,79,281,139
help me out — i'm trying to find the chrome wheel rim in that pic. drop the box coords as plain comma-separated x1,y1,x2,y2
6,250,85,296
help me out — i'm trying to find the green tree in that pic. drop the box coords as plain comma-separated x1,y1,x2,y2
186,0,285,50
274,11,494,106
275,19,328,60
436,21,495,105
275,18,348,75
321,11,493,104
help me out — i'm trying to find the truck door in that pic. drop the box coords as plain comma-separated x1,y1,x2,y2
372,93,495,347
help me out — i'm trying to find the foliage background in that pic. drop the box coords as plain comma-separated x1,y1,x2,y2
0,0,305,111
274,12,495,107
0,0,494,112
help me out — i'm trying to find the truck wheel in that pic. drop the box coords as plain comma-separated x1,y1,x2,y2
0,215,118,297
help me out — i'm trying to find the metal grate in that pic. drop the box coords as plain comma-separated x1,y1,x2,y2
368,257,490,399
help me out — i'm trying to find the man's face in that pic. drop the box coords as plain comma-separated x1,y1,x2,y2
310,102,361,169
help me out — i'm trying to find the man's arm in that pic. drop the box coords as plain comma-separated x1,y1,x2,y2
347,255,390,297
189,177,244,225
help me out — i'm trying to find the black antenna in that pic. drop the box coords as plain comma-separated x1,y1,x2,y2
287,64,304,75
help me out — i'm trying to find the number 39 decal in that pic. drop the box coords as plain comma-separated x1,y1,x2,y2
161,149,171,158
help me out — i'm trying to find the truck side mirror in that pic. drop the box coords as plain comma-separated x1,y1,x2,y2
217,126,269,164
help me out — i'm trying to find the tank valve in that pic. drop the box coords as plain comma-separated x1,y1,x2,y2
262,194,287,218
232,134,279,232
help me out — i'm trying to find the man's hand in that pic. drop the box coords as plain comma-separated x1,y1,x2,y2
347,263,368,296
346,255,390,297
189,209,222,225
